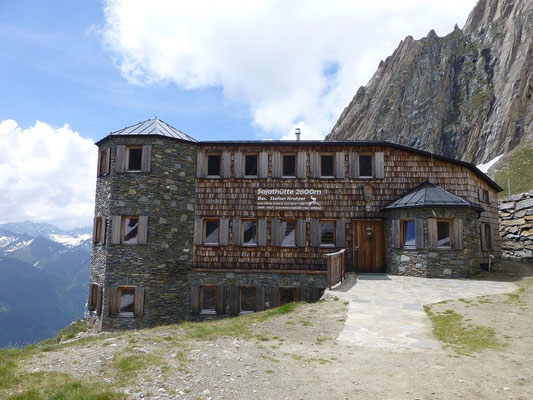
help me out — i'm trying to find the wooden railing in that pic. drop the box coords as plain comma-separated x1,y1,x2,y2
326,248,346,290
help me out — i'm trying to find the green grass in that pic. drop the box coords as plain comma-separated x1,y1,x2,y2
424,307,504,355
490,141,533,198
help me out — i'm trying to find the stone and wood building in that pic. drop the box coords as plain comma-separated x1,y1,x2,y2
87,118,502,330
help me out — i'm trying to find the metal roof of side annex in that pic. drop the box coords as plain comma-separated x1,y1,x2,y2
96,118,503,192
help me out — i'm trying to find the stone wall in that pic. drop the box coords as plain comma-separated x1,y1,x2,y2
499,191,533,261
384,207,481,278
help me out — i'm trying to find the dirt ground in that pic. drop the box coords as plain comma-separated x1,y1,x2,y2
23,261,533,400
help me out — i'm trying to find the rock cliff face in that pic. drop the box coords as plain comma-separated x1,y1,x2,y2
327,0,532,164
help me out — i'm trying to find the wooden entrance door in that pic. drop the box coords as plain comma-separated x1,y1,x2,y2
353,220,385,273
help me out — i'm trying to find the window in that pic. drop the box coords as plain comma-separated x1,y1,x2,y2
320,220,335,246
204,220,219,245
118,286,135,316
320,154,334,177
126,146,143,171
98,149,109,176
93,216,106,245
88,283,99,311
484,223,493,250
201,286,217,313
122,216,139,244
282,154,296,177
359,155,373,177
482,189,489,203
401,220,416,248
244,154,258,176
242,219,257,246
281,220,296,247
279,288,297,305
240,287,256,313
437,220,451,248
207,154,221,176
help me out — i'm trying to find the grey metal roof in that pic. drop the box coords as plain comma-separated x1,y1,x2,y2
383,182,484,211
108,118,197,142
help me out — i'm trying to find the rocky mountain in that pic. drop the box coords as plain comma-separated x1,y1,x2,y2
0,222,91,347
327,0,532,165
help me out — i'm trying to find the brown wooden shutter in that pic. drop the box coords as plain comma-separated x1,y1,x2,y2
96,149,102,176
488,224,494,250
229,286,239,315
310,152,320,178
107,286,118,316
336,219,346,247
101,218,107,245
297,219,307,247
478,188,483,201
92,217,98,244
271,287,280,308
87,283,94,311
110,216,122,244
271,219,281,246
96,285,103,316
191,286,201,314
219,219,229,245
256,287,265,311
349,152,359,178
427,218,438,249
310,219,320,247
375,152,385,178
221,152,231,178
392,219,401,249
234,152,243,178
134,287,144,317
196,152,206,178
137,216,148,244
297,152,306,178
216,286,226,315
115,145,126,173
140,145,152,172
258,151,268,178
232,218,242,245
193,218,203,245
272,152,281,178
258,219,267,246
415,218,424,249
335,152,345,178
104,148,110,175
480,223,487,250
452,219,464,249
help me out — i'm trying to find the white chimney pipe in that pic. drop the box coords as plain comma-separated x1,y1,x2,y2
295,127,301,141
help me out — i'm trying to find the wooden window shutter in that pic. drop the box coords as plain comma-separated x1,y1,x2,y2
427,218,438,249
415,218,424,249
92,217,99,244
115,145,126,173
234,152,243,178
107,286,118,316
256,287,265,311
221,152,231,178
271,287,280,308
140,145,152,172
452,219,464,249
336,219,346,247
110,216,122,244
297,152,307,178
297,219,307,247
138,216,148,244
193,218,203,245
216,286,226,315
258,219,267,246
310,152,320,178
272,152,281,178
375,152,385,179
96,285,103,316
87,283,95,311
349,152,359,178
219,219,229,245
271,219,281,246
310,219,320,247
134,287,144,317
335,152,345,178
232,218,242,245
96,149,102,176
191,286,201,314
104,148,111,175
101,218,107,245
488,224,494,250
480,223,487,250
478,188,483,201
229,286,239,315
258,151,268,178
392,220,401,249
196,152,206,178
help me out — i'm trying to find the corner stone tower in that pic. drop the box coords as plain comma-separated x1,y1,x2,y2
87,118,197,329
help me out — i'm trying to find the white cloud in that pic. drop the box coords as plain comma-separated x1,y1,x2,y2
0,120,97,229
102,0,477,139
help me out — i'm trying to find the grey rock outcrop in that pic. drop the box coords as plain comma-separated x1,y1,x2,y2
327,0,532,164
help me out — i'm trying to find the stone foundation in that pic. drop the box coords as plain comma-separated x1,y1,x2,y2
499,191,533,261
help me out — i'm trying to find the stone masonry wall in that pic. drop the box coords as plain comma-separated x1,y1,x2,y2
499,191,533,261
385,208,480,278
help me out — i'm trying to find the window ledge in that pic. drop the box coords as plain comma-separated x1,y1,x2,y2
358,176,374,179
319,176,335,179
206,175,221,179
320,244,336,248
200,309,217,315
281,245,297,248
125,170,142,173
281,176,297,179
239,310,254,315
118,312,134,318
244,175,259,179
241,244,258,247
203,243,220,247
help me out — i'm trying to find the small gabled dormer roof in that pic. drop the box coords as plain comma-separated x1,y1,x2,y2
383,182,484,211
100,118,197,144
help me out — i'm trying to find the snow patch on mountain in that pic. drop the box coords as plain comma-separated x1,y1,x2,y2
47,234,92,248
477,154,504,173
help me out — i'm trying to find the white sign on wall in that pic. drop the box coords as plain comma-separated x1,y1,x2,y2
256,188,324,211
